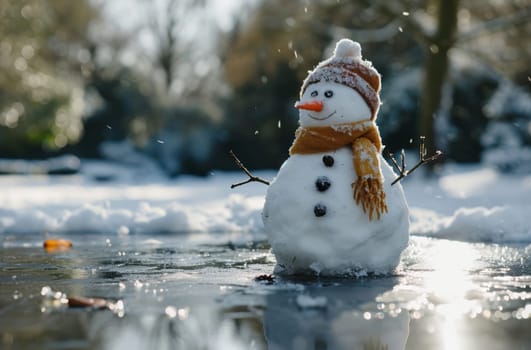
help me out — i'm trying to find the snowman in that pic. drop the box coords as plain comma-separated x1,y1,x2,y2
262,39,409,276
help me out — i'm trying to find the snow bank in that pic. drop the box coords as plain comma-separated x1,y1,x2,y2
0,195,264,235
0,162,530,243
410,206,531,243
405,165,531,243
0,167,267,235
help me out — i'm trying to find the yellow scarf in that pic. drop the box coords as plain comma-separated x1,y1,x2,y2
289,120,388,220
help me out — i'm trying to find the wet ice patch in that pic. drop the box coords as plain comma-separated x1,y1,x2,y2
101,308,248,350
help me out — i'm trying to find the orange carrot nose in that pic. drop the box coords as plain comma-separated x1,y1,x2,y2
295,100,324,112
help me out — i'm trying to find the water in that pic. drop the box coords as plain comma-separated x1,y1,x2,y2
0,234,529,349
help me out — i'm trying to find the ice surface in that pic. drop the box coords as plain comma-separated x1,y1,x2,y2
0,230,529,349
295,294,327,309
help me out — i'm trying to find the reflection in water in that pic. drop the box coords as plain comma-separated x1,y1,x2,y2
98,309,250,350
332,312,409,350
95,238,495,350
93,238,529,350
421,241,480,350
97,279,411,350
261,280,409,350
439,315,464,350
404,239,507,350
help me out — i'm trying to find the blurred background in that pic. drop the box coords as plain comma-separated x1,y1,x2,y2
0,0,530,177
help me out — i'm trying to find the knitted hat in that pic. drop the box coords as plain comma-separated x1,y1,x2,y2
300,39,381,120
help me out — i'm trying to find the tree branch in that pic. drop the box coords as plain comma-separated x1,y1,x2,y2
387,136,442,185
229,150,270,188
332,19,402,43
458,7,531,43
358,0,431,43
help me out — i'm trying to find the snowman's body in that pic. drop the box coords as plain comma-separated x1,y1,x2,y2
261,42,409,275
263,148,409,275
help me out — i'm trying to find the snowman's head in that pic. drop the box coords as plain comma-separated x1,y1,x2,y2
296,81,371,127
296,39,381,126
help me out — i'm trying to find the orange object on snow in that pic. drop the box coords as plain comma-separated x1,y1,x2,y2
43,239,72,252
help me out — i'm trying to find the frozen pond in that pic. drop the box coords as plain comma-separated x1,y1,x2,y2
1,234,529,350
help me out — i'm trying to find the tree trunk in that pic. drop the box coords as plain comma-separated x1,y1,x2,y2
419,0,459,165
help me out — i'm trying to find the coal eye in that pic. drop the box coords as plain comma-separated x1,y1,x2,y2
311,90,318,97
324,90,334,98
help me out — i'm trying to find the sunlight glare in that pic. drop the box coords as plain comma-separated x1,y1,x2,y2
425,240,479,304
424,240,481,349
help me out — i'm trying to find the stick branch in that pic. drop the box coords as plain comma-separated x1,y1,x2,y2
387,136,442,186
229,150,270,188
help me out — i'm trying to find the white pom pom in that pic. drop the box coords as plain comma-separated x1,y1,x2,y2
333,39,362,60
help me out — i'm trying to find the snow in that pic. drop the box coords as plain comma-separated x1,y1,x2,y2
484,81,531,120
0,166,264,236
0,155,81,175
333,39,361,60
406,165,531,243
330,120,373,134
263,148,409,275
0,160,529,245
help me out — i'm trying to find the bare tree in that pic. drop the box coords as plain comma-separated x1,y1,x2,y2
418,0,459,158
146,0,207,96
330,0,529,168
156,0,179,91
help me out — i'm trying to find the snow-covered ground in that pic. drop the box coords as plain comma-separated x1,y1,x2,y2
0,160,529,243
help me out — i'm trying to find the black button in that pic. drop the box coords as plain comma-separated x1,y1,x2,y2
314,204,327,217
315,176,331,192
322,155,334,167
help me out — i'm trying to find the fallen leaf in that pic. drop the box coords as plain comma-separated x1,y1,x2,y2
44,239,72,252
68,296,110,309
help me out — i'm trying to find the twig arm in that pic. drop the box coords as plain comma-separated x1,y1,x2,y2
229,150,270,188
389,137,442,186
386,151,402,174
